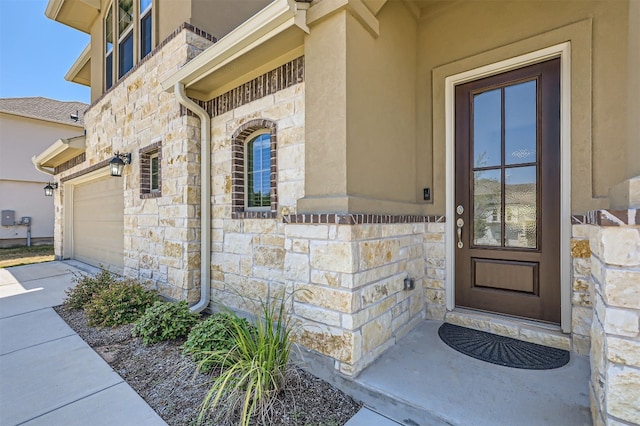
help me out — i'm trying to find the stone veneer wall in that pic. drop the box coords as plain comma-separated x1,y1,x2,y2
205,76,443,374
54,26,215,302
208,212,442,375
588,210,640,425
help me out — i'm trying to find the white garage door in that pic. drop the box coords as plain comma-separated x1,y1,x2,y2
73,175,124,272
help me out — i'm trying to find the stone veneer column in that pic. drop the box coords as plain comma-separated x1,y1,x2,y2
589,210,640,425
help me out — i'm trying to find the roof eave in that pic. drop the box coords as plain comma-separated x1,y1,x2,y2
161,0,309,96
65,43,92,87
32,135,86,169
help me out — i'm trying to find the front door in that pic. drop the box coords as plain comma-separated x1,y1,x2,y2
454,58,561,323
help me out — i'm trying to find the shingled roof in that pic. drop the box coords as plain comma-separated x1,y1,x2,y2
0,97,88,127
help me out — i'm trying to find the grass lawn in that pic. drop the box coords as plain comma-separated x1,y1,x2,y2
0,245,55,268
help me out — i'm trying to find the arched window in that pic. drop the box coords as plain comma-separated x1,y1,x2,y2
246,131,271,209
231,120,277,218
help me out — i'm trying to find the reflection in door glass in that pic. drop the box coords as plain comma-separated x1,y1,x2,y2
505,166,537,248
505,80,537,165
473,89,501,168
474,169,501,246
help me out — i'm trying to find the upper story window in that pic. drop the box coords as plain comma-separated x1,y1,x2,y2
105,6,114,90
140,0,152,58
104,0,153,92
117,0,134,78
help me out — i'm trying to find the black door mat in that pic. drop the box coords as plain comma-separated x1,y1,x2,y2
438,322,570,370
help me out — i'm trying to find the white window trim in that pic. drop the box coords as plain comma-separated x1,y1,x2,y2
444,42,572,333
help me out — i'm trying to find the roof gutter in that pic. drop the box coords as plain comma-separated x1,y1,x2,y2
173,83,211,313
32,135,86,175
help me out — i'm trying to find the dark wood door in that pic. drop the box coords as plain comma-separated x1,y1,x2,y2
455,58,561,323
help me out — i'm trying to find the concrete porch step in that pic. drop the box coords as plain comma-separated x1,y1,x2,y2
304,320,591,426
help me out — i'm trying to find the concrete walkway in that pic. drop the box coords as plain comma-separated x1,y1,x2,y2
0,261,165,426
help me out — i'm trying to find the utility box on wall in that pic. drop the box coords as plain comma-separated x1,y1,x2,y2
2,210,15,226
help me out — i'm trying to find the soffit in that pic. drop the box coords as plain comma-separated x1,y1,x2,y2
45,0,99,33
65,43,92,87
33,135,86,168
162,0,308,101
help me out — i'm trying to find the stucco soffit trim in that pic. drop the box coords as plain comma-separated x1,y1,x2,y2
362,0,387,16
65,43,91,86
45,0,98,33
307,0,379,37
79,0,99,9
32,135,86,169
161,0,308,92
45,0,64,20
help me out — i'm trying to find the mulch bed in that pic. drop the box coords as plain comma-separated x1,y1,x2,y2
53,305,361,426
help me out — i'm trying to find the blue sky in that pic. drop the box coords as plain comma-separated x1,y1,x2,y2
0,0,90,103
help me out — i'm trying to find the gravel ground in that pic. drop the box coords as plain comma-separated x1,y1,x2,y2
54,306,361,426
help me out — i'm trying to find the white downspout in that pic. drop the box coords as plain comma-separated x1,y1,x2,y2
174,83,211,313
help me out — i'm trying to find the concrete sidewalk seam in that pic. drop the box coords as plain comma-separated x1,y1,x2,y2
13,380,125,426
0,306,56,320
0,332,77,356
10,272,75,284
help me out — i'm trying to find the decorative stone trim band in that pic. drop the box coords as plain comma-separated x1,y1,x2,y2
283,214,446,225
584,209,640,226
87,22,217,111
60,157,112,182
187,57,305,118
54,153,86,174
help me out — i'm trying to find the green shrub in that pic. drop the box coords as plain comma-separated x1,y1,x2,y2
85,279,159,328
64,268,118,310
198,294,296,426
132,301,199,345
183,312,253,373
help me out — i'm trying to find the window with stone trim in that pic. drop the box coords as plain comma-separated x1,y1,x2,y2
140,142,162,198
231,120,277,218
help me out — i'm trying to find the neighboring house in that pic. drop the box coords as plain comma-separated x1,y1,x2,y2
35,1,639,423
0,97,87,248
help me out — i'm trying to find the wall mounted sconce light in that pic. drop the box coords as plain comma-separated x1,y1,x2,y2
43,182,58,197
110,152,132,177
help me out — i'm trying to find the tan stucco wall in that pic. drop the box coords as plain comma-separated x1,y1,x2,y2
418,0,630,215
627,0,640,179
0,113,82,241
301,1,419,214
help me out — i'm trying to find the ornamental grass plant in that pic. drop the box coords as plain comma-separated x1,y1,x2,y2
197,293,296,426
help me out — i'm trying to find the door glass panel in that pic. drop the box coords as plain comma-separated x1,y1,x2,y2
473,89,501,168
505,166,537,248
505,80,537,165
473,169,502,246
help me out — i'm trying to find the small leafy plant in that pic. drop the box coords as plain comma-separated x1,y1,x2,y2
64,267,118,310
198,294,296,426
132,301,199,345
85,279,158,328
182,312,253,373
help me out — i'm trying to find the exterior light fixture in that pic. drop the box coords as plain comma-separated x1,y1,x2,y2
110,152,132,177
44,182,58,197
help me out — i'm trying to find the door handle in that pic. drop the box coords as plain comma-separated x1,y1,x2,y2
456,218,464,249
